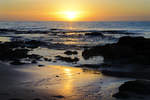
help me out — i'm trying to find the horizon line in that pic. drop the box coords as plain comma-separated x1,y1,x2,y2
0,20,150,22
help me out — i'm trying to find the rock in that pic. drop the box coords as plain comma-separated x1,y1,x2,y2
10,60,27,65
44,58,52,62
101,30,133,34
113,80,150,99
33,98,41,100
0,40,44,65
38,65,45,67
56,75,59,77
85,32,104,37
101,70,150,79
64,50,78,55
0,29,16,32
82,36,150,79
0,28,49,34
28,54,42,60
1,48,29,61
25,40,46,48
53,95,65,98
55,55,79,63
82,36,150,64
31,60,37,64
113,92,130,99
9,98,23,100
15,30,49,34
76,64,103,68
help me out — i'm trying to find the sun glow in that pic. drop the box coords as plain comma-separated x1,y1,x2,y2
60,11,79,21
65,12,76,20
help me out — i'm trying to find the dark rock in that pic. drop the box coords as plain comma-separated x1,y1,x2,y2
0,29,16,32
44,58,52,62
101,70,150,79
28,54,42,60
0,40,44,65
15,30,49,34
31,60,37,64
10,60,27,65
53,95,65,98
25,40,46,48
0,48,29,61
9,98,23,100
33,98,41,100
0,93,9,95
38,65,45,67
76,64,102,68
56,75,59,77
0,28,49,34
64,50,78,55
101,30,133,34
82,36,150,79
53,60,57,62
85,32,104,37
113,92,130,99
82,36,150,64
113,80,150,98
55,55,79,63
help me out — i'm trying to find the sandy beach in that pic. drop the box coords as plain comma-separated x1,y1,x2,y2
0,63,130,100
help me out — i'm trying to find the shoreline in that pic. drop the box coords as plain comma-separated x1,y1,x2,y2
0,63,130,100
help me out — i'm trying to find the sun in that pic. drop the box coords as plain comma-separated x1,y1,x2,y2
61,11,78,21
65,12,76,20
57,11,81,21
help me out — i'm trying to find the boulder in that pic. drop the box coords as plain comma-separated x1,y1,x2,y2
113,80,150,98
55,55,79,63
85,32,104,37
64,50,78,55
82,36,150,64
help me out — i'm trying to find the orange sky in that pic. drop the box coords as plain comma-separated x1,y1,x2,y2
0,0,150,21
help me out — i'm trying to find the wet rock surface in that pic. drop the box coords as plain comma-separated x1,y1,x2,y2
52,95,65,98
0,29,49,34
55,55,79,63
8,98,24,100
85,32,104,37
82,36,150,79
83,36,150,64
64,50,78,55
113,80,150,99
10,60,28,65
0,40,45,64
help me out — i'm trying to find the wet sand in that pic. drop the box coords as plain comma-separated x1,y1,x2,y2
0,64,130,100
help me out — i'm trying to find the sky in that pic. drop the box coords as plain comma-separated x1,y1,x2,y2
0,0,150,21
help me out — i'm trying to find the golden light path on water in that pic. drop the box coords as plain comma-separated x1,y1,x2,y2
16,65,103,99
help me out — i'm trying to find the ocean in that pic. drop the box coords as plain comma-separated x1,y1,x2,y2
0,21,150,65
0,21,150,32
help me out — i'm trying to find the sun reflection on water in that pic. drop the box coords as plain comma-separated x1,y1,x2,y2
18,65,102,98
64,68,72,77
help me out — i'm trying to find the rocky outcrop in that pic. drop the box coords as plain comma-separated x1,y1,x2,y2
85,32,104,37
82,36,150,64
64,50,78,55
113,80,150,99
0,40,44,64
55,55,79,63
